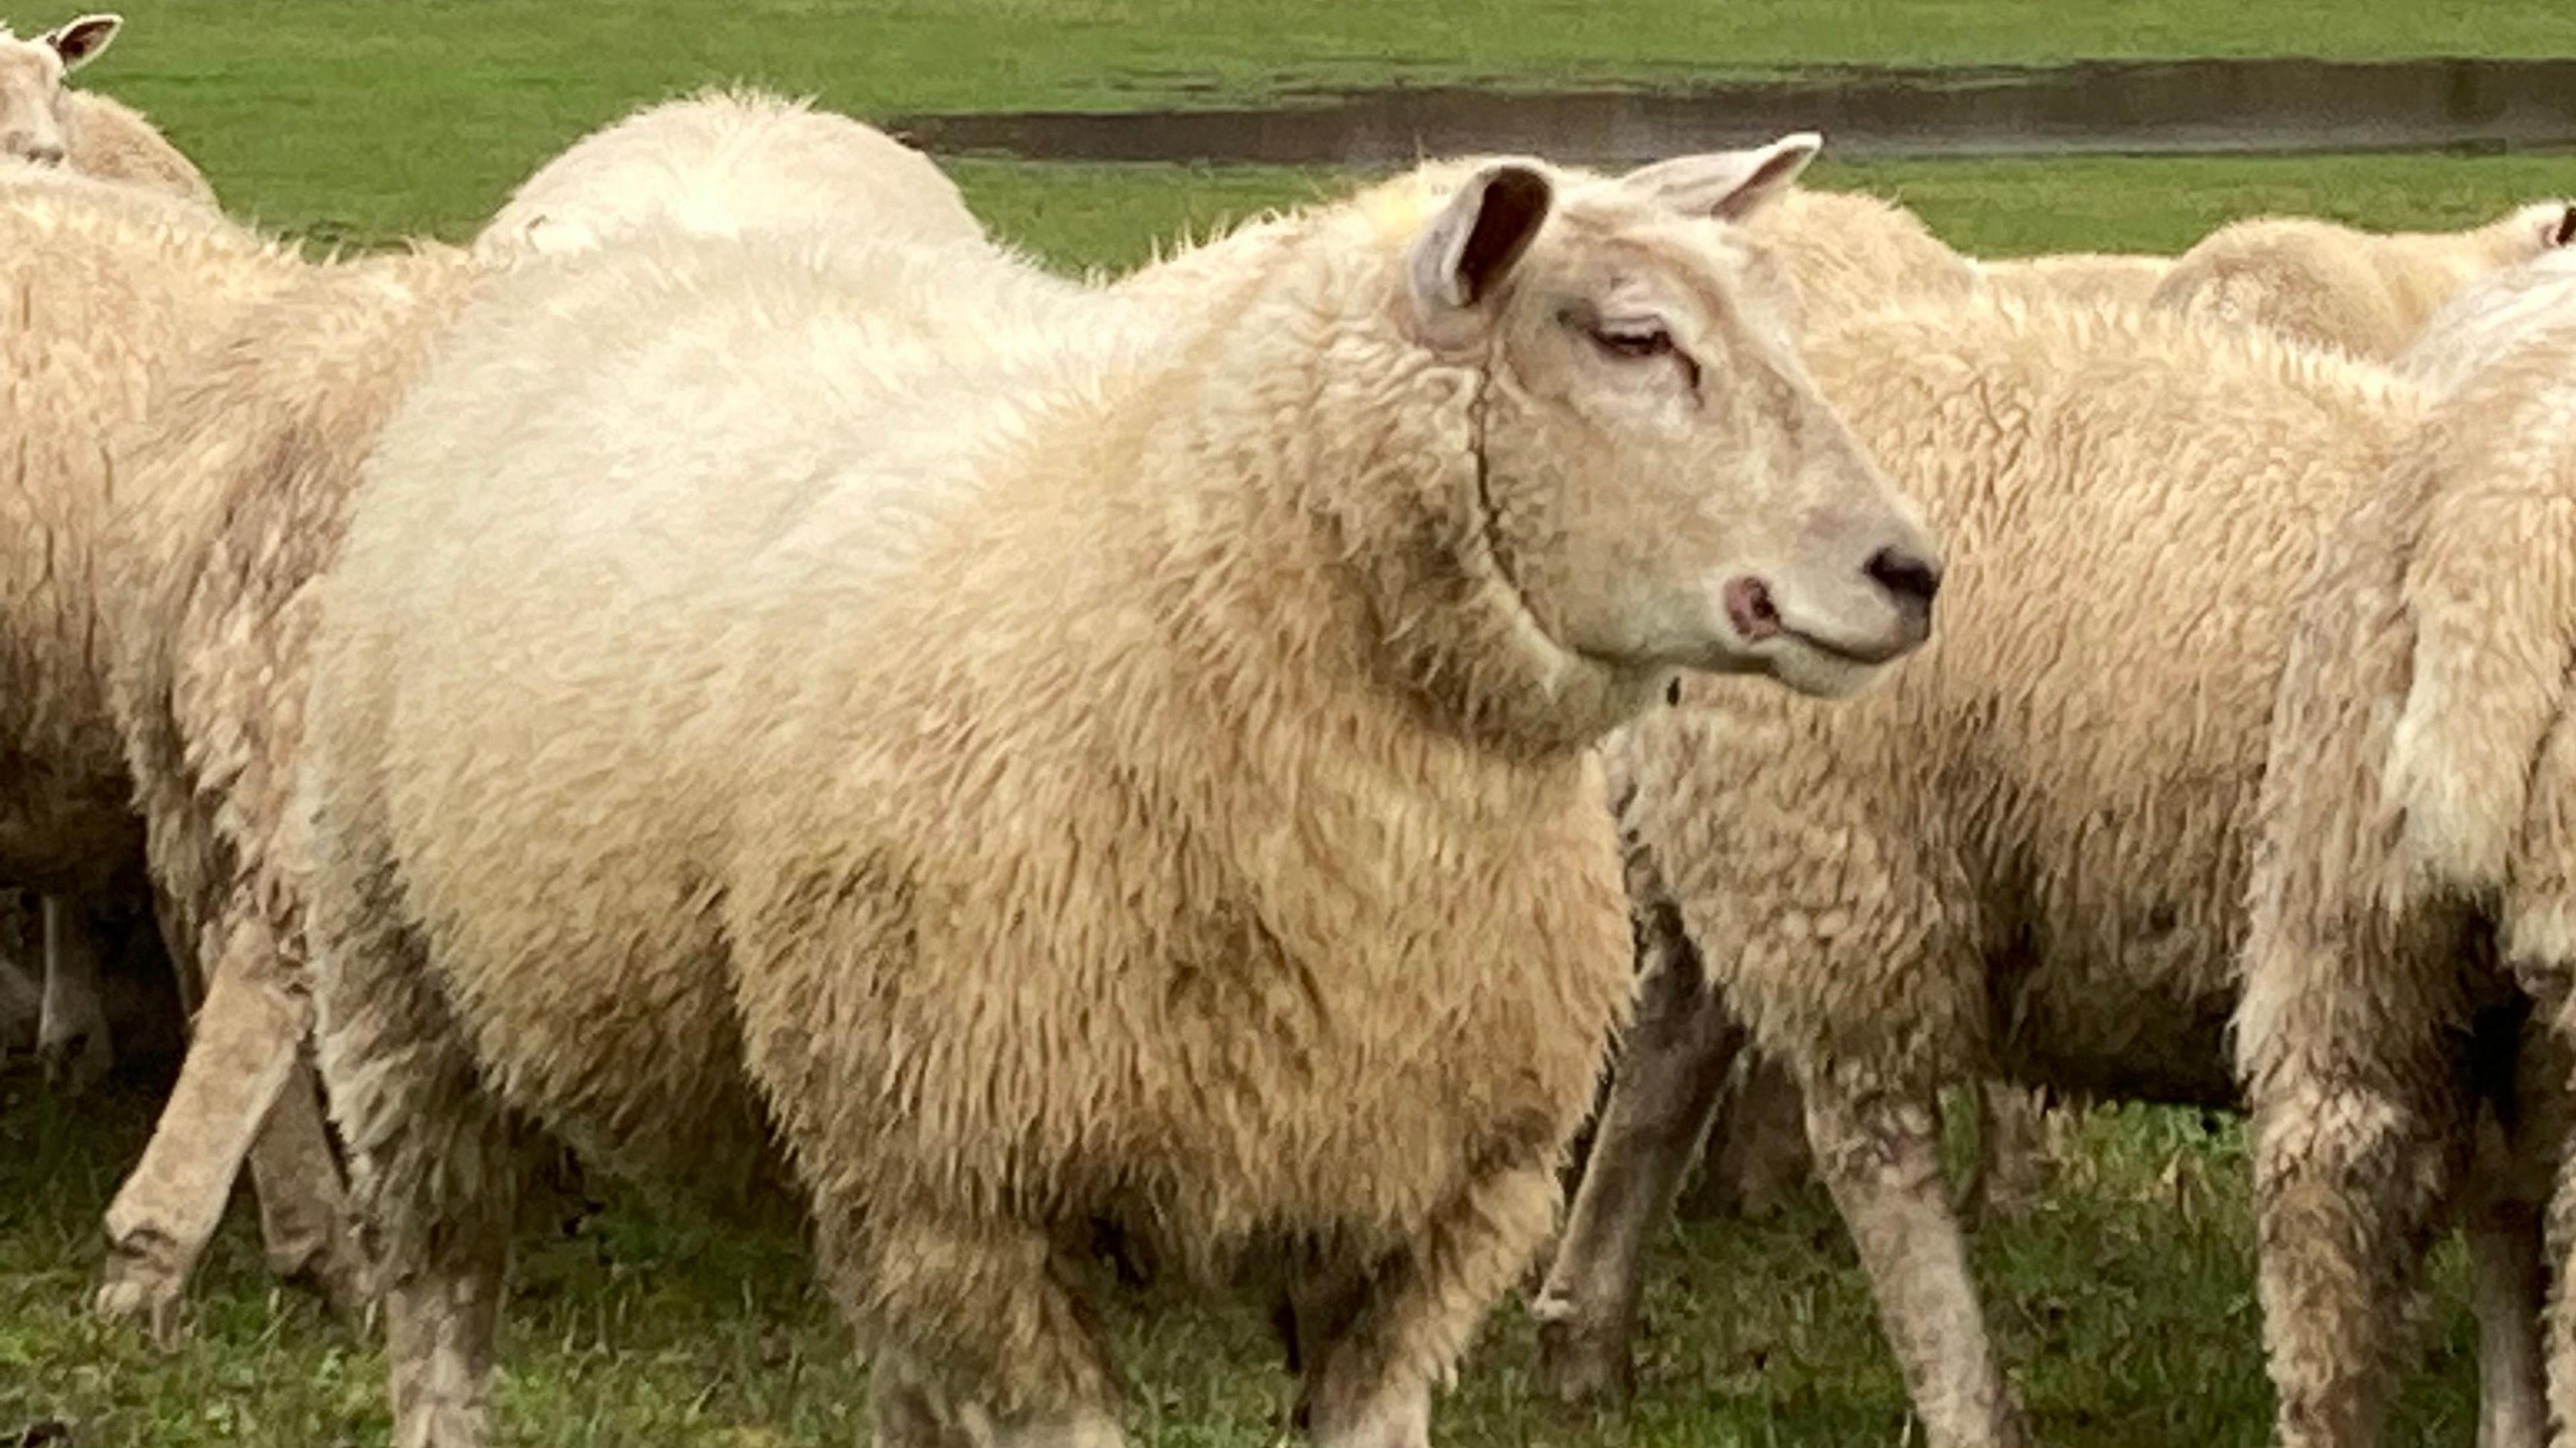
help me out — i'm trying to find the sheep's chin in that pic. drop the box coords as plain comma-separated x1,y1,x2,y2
1762,642,1888,700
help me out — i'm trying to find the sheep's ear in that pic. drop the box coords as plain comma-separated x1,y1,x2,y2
1622,133,1823,222
43,13,121,70
1407,162,1553,318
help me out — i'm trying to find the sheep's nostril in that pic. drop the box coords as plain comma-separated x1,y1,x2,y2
1865,546,1942,614
1723,575,1780,643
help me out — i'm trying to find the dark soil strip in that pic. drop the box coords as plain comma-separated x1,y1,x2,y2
890,57,2576,165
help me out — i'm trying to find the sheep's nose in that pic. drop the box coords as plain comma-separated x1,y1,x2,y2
5,136,64,166
1865,545,1942,620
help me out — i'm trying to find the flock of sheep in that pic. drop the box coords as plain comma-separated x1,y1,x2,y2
11,11,2576,1448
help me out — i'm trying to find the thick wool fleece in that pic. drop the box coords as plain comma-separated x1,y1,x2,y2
2151,203,2575,360
0,167,297,897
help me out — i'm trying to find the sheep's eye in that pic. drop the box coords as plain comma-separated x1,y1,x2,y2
1588,322,1673,360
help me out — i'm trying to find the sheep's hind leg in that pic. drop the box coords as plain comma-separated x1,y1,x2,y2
1807,1084,2030,1448
314,891,516,1447
2468,1193,2546,1448
1531,887,1744,1405
1300,1158,1564,1448
1676,1050,1813,1222
37,896,112,1093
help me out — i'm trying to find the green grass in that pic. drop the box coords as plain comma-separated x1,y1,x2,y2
71,0,2576,245
0,1071,2495,1446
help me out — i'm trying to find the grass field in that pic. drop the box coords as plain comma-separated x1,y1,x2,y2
5,1,2573,1444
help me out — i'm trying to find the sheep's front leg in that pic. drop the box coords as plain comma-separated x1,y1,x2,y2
37,895,112,1093
814,1206,1125,1448
1531,900,1744,1404
1807,1085,2029,1448
1960,1080,2064,1229
1301,1162,1562,1448
99,904,363,1337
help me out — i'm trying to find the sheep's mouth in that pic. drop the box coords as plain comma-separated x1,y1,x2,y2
1780,624,1915,667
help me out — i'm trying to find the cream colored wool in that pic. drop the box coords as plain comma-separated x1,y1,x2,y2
2237,319,2576,1448
480,84,985,260
1977,251,2171,309
90,86,1024,1335
0,17,214,207
2396,245,2576,400
2152,201,2576,359
1533,294,2554,1448
299,154,1936,1448
1738,184,1980,323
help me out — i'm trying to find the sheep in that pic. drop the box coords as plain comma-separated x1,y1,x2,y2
1528,292,2554,1448
0,13,214,207
2150,201,2576,360
86,86,1028,1335
2236,315,2576,1448
2394,244,2576,400
1977,251,2171,309
477,83,986,260
0,164,371,1312
1738,182,1980,324
293,148,1938,1448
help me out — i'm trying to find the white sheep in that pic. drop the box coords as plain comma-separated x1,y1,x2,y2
2237,313,2576,1448
2151,201,2576,359
2394,243,2576,399
89,87,1030,1335
297,150,1937,1448
0,13,213,207
1529,292,2553,1448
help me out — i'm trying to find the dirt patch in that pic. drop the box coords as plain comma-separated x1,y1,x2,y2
891,57,2576,164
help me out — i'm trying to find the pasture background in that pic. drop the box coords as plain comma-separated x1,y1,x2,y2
3,0,2571,1443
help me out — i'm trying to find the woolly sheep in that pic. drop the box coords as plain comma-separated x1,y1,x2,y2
0,14,213,207
1736,182,1980,323
2394,243,2576,399
478,84,986,260
1527,293,2552,1448
89,87,1026,1335
297,151,1937,1448
2236,317,2576,1448
0,164,365,1313
1976,251,2171,308
2151,201,2576,360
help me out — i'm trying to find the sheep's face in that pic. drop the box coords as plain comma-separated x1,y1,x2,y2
0,15,118,170
1402,144,1940,701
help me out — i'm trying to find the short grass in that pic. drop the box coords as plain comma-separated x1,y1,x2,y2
74,0,2576,244
0,1069,2493,1447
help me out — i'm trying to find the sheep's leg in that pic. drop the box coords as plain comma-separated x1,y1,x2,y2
37,895,112,1093
2467,1194,2546,1448
1299,1160,1562,1448
1530,895,1743,1404
0,953,38,1052
2246,1066,2464,1447
816,1207,1124,1448
245,1062,367,1311
97,905,347,1338
1675,1050,1812,1222
311,867,515,1448
1807,1085,2030,1448
1960,1080,2063,1229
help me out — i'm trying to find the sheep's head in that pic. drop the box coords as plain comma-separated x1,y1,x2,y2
0,13,118,168
1391,137,1939,704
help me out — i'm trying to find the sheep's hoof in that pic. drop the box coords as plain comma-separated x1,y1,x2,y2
94,1256,189,1351
37,1027,111,1097
1529,1308,1636,1407
291,1232,377,1321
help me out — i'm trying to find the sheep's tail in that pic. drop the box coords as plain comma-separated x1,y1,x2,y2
2380,453,2576,911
